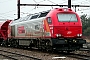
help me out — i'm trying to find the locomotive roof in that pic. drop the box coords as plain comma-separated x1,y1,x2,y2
13,10,50,23
13,8,75,23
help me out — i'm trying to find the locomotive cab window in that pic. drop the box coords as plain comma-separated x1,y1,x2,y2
30,14,39,19
47,17,52,24
57,14,77,22
38,12,49,18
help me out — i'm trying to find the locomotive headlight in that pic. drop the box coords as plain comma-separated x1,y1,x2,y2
77,34,82,37
79,34,82,36
58,34,61,36
56,34,61,37
77,34,80,37
56,34,59,37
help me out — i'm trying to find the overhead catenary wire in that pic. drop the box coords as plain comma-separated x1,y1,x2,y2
18,0,90,19
72,0,90,5
80,0,90,4
33,0,58,9
47,0,57,4
23,0,52,15
33,0,46,3
0,0,90,19
78,8,90,11
33,0,59,6
32,0,56,10
20,7,37,15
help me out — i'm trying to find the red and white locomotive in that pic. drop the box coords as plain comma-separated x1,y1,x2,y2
0,8,86,51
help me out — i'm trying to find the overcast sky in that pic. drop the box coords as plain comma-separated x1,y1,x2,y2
0,0,90,20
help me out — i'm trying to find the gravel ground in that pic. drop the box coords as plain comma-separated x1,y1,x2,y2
85,39,90,42
0,47,79,60
0,56,8,60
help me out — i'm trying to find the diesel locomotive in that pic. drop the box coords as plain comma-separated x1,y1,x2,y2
0,8,86,51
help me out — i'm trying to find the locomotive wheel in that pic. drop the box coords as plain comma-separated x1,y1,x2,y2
9,39,18,48
13,40,18,48
0,38,3,46
45,40,52,52
40,40,46,51
1,40,8,47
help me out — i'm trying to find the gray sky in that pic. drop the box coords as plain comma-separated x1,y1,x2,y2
0,0,90,20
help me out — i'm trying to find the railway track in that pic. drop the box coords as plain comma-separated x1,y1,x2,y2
0,49,41,60
65,52,90,60
0,43,90,60
55,50,90,60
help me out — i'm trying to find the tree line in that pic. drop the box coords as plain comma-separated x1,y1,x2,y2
81,14,90,36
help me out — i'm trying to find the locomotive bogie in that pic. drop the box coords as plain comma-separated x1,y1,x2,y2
51,38,86,51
